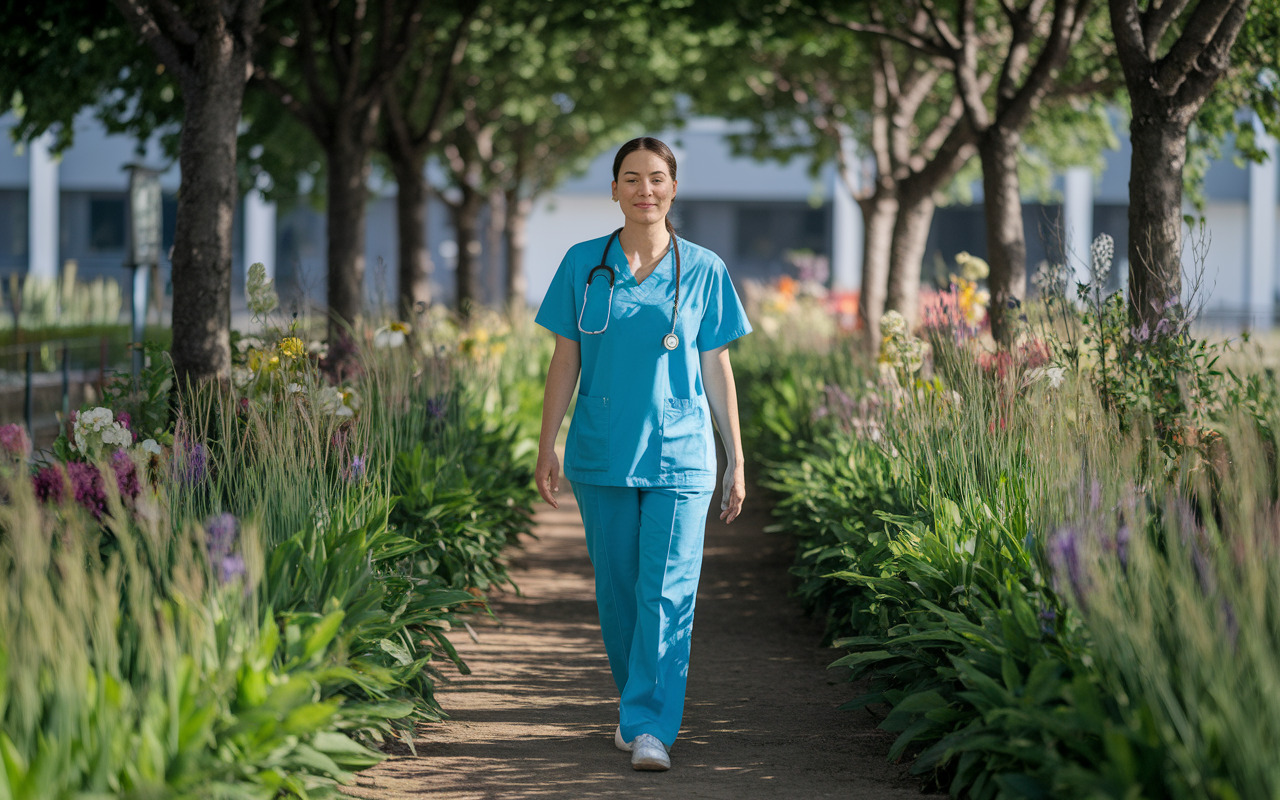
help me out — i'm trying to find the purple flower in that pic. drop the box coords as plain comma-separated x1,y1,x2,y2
176,441,208,484
1115,520,1130,573
205,512,238,563
427,394,448,420
33,465,65,504
0,424,31,460
116,411,132,431
219,553,246,585
67,462,108,520
110,451,140,500
343,453,367,483
1048,527,1087,606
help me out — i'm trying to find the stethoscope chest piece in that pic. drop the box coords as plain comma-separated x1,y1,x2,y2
663,333,680,351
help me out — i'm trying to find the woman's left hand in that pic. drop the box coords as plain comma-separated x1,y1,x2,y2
720,463,745,523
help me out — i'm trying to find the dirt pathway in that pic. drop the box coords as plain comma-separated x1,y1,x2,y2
348,485,927,799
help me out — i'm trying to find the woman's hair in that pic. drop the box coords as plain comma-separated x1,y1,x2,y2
611,137,677,182
612,137,678,235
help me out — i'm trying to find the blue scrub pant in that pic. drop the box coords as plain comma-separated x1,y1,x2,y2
571,481,714,749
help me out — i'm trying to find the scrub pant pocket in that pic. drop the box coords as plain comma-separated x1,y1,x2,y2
571,481,715,750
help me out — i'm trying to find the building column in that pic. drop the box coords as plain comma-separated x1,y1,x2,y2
28,131,59,281
244,188,277,282
1063,166,1093,288
1249,115,1277,329
831,134,863,291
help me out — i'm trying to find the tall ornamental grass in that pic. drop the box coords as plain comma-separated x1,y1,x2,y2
736,244,1280,798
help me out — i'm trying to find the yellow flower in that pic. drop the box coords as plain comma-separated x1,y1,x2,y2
278,337,306,360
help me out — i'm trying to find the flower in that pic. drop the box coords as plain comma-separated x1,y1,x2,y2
205,512,238,563
279,336,306,360
219,554,246,585
71,407,131,454
343,453,367,483
139,438,162,455
33,465,65,504
67,462,108,520
1048,527,1088,606
110,450,141,500
115,411,132,431
0,423,31,460
174,440,208,484
286,382,304,395
954,251,990,281
374,321,411,349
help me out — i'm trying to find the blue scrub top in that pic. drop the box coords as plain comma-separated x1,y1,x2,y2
536,232,752,489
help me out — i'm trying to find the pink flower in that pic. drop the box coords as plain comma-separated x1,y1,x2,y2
66,462,107,520
0,424,30,460
110,451,140,500
33,465,65,504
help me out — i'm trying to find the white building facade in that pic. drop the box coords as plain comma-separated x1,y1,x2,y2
2,114,1277,329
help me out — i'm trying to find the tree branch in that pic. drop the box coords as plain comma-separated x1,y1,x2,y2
1154,0,1242,96
149,0,201,46
1140,0,1193,56
1000,0,1092,130
111,0,196,88
253,69,328,144
295,1,333,124
1173,0,1250,106
1108,0,1150,75
819,11,951,59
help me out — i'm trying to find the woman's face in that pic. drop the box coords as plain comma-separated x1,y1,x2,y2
612,150,677,227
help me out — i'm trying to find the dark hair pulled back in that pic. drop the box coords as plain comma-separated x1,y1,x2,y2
612,137,678,235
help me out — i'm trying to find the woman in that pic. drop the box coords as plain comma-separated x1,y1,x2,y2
533,137,752,772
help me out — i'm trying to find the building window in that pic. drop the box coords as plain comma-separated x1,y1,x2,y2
89,196,126,252
0,191,27,259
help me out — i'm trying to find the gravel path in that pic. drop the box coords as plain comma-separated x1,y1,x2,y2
347,483,929,799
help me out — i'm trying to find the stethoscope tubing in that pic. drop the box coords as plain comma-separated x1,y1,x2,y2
577,227,682,347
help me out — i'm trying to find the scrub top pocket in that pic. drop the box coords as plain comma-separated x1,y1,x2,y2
660,398,709,474
571,394,610,472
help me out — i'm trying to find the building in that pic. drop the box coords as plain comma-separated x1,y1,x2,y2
2,113,1276,330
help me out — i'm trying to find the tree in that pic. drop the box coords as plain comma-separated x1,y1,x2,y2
1108,0,1252,326
0,0,262,385
832,0,1096,342
705,10,975,345
380,0,477,321
426,2,693,313
252,0,426,340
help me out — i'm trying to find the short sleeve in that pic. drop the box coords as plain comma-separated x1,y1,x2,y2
535,252,581,341
697,259,753,352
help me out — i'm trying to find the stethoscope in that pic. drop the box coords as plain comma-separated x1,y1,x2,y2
578,227,682,350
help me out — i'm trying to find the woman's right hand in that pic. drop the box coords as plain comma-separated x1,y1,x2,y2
536,448,562,508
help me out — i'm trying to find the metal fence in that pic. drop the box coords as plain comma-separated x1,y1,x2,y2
0,336,131,447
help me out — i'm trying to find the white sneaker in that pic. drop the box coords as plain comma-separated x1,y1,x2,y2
630,733,670,771
614,725,633,752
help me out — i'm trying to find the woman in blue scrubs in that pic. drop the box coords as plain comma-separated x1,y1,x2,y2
534,137,752,772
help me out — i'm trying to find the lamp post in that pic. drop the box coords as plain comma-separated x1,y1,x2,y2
124,164,162,381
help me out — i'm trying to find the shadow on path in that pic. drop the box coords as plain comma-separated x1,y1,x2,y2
347,486,928,799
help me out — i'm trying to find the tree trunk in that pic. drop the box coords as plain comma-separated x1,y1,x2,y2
325,134,371,338
169,58,246,386
505,189,531,310
1127,108,1189,327
391,154,432,321
486,187,506,307
857,183,899,355
885,185,937,331
452,185,484,315
980,125,1028,345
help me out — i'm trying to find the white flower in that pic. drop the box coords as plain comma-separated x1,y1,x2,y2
1044,367,1066,388
71,407,116,452
140,438,162,455
374,321,411,349
100,423,132,448
286,382,304,395
236,336,264,354
232,367,253,388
